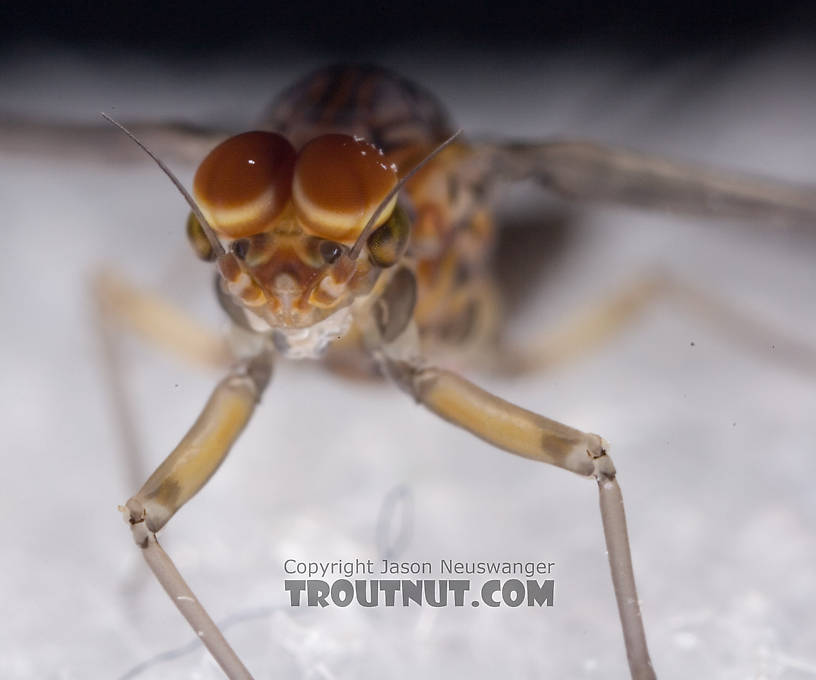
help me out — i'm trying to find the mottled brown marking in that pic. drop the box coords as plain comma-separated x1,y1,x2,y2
320,67,360,123
541,432,582,460
145,478,181,511
261,64,455,154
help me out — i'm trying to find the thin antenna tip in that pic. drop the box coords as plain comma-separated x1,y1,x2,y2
101,109,226,258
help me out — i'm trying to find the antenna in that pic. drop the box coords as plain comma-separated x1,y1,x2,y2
100,113,226,258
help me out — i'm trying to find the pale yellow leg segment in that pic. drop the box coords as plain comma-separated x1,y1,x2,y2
499,270,816,378
126,357,267,533
498,273,665,375
382,358,656,680
94,278,149,490
395,363,601,476
122,353,272,680
94,268,232,371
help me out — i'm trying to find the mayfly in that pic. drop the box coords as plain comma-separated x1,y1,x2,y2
94,64,816,679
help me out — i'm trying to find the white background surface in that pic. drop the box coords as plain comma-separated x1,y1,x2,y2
1,41,815,679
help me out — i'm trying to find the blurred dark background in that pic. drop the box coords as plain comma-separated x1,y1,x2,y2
3,1,816,57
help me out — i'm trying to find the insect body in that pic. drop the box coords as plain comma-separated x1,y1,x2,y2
190,65,500,369
108,64,816,680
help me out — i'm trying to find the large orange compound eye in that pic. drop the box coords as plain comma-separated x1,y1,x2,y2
292,134,399,242
193,131,296,238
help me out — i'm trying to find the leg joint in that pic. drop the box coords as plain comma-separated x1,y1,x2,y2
587,435,616,480
119,499,151,547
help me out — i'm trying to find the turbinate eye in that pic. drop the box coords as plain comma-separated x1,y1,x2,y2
193,131,296,238
292,134,398,243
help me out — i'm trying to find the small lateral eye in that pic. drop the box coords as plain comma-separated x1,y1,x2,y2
186,212,216,261
193,131,296,238
292,134,398,243
318,240,344,264
367,203,410,267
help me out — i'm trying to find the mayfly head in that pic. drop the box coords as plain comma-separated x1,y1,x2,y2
103,113,458,332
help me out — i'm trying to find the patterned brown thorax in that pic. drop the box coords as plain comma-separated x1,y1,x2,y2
261,64,455,156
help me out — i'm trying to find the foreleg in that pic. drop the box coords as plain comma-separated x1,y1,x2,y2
121,352,272,680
